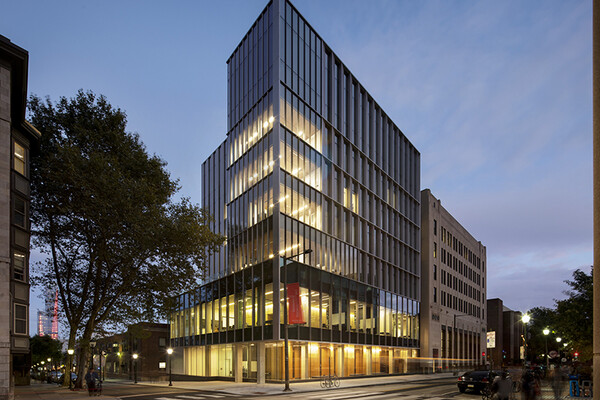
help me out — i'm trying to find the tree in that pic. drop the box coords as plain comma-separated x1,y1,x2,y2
553,267,593,362
28,90,224,387
30,335,63,366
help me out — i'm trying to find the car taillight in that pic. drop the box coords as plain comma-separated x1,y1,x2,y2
482,378,488,383
458,376,465,381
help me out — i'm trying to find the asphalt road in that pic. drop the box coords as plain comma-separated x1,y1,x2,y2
99,378,474,400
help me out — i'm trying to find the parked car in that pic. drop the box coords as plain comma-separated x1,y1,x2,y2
457,370,503,393
47,370,63,383
58,372,77,385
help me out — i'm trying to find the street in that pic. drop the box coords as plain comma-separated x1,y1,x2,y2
17,375,578,400
90,378,473,400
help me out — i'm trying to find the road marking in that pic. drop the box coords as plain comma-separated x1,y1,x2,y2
298,390,382,400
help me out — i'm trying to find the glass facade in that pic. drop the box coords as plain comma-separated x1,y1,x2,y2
177,0,422,381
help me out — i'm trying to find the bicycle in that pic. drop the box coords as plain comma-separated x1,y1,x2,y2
320,374,340,388
481,382,493,400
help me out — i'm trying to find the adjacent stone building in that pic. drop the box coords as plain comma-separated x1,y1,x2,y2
98,323,171,382
420,189,487,372
0,35,40,399
486,298,523,366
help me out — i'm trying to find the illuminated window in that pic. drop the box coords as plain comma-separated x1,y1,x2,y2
13,141,26,175
13,252,26,282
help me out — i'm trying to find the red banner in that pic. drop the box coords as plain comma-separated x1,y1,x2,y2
287,282,305,325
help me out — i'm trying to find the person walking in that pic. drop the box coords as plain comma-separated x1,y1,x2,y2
551,366,566,400
492,370,513,400
84,368,99,396
521,370,539,400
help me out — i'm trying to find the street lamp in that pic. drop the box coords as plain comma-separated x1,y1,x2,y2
89,341,96,370
166,348,173,386
282,248,312,392
132,353,139,383
67,349,74,390
543,328,550,370
521,314,531,366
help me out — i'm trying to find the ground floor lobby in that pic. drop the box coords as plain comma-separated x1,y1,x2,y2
173,341,420,383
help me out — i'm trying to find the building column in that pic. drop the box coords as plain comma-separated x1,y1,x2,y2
336,347,343,377
234,344,243,383
366,348,372,375
388,350,394,374
300,344,307,379
257,342,265,384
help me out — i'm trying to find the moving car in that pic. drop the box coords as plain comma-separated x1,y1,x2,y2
457,370,503,393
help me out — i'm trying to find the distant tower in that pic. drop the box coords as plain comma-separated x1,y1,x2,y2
51,290,58,339
38,288,59,339
37,310,50,336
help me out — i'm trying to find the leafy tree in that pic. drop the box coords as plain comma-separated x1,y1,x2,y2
28,90,224,387
30,335,63,366
526,306,556,362
553,267,593,361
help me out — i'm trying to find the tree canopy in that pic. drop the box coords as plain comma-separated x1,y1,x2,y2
526,267,593,363
28,90,224,386
30,335,63,366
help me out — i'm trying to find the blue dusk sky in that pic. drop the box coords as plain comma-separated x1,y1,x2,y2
1,0,592,335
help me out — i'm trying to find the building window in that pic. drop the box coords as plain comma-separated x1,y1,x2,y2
434,219,437,235
13,197,26,228
13,141,26,176
433,265,437,280
433,287,437,303
13,252,26,282
433,243,437,258
14,304,28,335
159,337,166,348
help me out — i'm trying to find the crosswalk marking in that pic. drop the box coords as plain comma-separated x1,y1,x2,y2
154,394,227,400
295,390,382,400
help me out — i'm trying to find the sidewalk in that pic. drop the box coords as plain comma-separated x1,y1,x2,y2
15,373,456,399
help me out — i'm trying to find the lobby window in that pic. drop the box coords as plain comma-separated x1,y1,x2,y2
13,252,26,282
13,141,26,176
14,304,28,335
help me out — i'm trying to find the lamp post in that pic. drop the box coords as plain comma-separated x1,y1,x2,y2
282,248,312,392
132,353,138,383
522,314,531,366
67,349,74,390
89,341,96,370
166,348,173,386
543,329,550,370
101,351,106,381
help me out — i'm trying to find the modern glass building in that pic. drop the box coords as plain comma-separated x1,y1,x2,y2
170,0,421,382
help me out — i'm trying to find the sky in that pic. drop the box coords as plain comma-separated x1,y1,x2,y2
1,0,592,336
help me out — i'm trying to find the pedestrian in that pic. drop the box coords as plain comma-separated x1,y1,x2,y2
492,370,512,400
521,370,539,400
551,366,566,400
84,368,99,396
